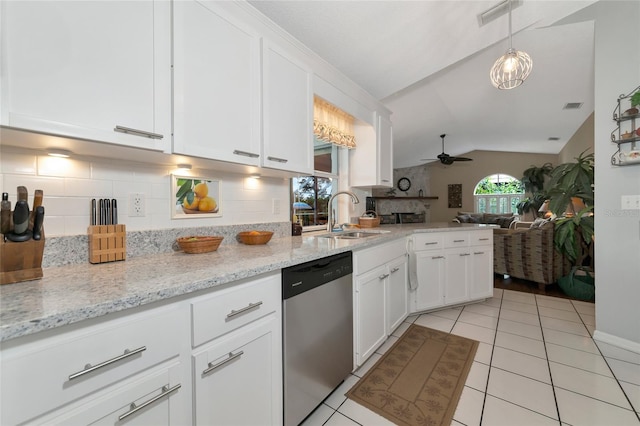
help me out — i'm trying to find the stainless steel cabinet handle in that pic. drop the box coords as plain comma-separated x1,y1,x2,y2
68,346,146,380
378,273,390,280
479,238,490,241
118,383,181,421
453,239,465,243
424,242,438,245
431,255,445,259
114,125,163,140
203,351,244,375
460,253,471,256
267,156,288,163
382,179,390,182
474,251,485,255
390,267,400,273
233,150,259,158
226,301,263,319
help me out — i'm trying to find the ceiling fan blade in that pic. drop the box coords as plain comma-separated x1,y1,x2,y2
450,156,473,162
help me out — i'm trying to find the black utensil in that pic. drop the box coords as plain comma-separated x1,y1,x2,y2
91,199,97,226
105,199,111,225
13,200,29,234
32,206,45,240
112,199,118,224
99,199,105,225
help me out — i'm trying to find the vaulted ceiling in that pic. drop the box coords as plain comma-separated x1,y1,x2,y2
249,0,597,168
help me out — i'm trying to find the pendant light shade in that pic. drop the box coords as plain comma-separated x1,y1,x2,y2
489,0,532,90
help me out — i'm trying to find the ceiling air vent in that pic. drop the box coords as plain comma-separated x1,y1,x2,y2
548,137,560,141
563,102,583,110
478,0,523,27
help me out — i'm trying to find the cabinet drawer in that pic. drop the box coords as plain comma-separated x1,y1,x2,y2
444,232,469,248
354,238,406,275
191,272,280,347
412,233,443,251
1,305,185,426
470,230,493,246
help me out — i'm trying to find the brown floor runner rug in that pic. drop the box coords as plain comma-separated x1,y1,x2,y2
346,324,478,426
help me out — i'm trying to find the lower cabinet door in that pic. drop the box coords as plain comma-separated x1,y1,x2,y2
469,247,494,300
444,248,470,305
43,363,184,425
413,250,445,311
386,255,408,334
354,266,387,367
193,314,281,426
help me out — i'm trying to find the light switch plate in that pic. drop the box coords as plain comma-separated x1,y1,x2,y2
621,195,640,210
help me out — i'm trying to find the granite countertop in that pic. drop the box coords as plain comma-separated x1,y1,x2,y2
0,223,493,342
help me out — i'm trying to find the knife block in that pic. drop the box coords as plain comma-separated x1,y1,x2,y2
0,230,45,285
88,225,126,264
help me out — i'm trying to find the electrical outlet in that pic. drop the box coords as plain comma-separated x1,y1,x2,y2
621,195,640,210
272,198,281,215
129,193,145,217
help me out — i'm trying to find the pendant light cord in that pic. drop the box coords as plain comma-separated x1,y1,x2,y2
508,0,513,50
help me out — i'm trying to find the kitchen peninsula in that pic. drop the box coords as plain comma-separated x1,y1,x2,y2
0,223,493,425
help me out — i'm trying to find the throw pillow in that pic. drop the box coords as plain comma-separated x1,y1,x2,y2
484,212,514,224
456,214,471,223
496,216,516,228
529,218,549,229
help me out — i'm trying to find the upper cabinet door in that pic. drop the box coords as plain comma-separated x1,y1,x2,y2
377,114,393,186
172,0,261,166
350,112,393,188
0,1,171,151
262,40,314,175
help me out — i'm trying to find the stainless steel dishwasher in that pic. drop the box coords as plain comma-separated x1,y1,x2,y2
282,251,353,426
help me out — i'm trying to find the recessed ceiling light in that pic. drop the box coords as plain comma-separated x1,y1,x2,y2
47,148,72,158
563,102,583,110
478,0,522,27
176,163,192,170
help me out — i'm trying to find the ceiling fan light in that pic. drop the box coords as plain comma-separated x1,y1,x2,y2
490,48,533,90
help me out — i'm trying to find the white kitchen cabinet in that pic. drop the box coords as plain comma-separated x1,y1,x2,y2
262,39,314,175
0,0,171,151
410,230,493,313
193,314,280,426
350,112,393,188
353,238,407,366
41,363,184,425
172,0,261,166
0,303,188,425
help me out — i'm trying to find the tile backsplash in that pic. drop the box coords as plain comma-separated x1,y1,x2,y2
1,147,291,237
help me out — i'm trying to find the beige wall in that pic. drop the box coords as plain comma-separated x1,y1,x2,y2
559,112,595,163
426,150,559,222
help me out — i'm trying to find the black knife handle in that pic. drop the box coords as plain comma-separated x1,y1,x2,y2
13,200,29,235
33,206,45,240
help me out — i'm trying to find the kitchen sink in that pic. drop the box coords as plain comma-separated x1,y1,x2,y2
315,230,390,240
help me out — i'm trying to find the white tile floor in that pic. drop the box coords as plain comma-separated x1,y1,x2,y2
301,289,640,426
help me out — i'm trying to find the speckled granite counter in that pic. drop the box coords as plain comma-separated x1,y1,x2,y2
0,223,493,342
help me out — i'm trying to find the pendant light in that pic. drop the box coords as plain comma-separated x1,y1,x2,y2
489,0,532,90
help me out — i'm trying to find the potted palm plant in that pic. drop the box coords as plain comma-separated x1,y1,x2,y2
546,150,595,300
516,162,553,220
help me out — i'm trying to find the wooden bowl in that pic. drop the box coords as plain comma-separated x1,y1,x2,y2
237,231,273,245
177,236,223,254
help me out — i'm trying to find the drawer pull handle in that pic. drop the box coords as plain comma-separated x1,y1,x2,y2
474,251,485,255
227,301,263,319
203,351,244,375
460,253,471,257
424,242,438,245
453,239,465,243
382,179,390,182
378,273,390,280
391,267,400,273
119,383,181,421
233,149,259,158
68,346,147,380
267,156,288,163
114,125,163,140
431,255,445,259
479,238,490,241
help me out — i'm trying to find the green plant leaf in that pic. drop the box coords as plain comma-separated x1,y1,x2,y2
176,179,193,201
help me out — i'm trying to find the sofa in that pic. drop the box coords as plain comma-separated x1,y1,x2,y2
453,211,517,228
493,219,572,290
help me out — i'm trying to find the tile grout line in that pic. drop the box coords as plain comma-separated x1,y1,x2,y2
476,290,503,426
535,293,564,425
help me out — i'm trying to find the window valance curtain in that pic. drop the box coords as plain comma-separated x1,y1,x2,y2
313,97,356,149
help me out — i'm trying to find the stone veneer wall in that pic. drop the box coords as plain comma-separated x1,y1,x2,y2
372,164,432,222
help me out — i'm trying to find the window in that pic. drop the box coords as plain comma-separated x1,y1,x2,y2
473,174,524,214
291,137,340,230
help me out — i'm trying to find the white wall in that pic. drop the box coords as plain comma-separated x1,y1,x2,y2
0,147,290,236
591,1,640,350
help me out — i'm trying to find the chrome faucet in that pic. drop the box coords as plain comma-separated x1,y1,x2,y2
327,191,360,232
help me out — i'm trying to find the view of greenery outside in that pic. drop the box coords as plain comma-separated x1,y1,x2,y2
474,174,524,214
292,176,333,226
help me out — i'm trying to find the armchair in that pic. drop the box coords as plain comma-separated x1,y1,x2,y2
493,220,572,290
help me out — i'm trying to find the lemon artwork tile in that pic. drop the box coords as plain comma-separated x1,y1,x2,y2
171,174,222,219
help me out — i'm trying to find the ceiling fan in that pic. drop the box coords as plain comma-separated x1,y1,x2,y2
421,134,473,165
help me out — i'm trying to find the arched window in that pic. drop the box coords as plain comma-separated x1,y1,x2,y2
473,174,524,215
